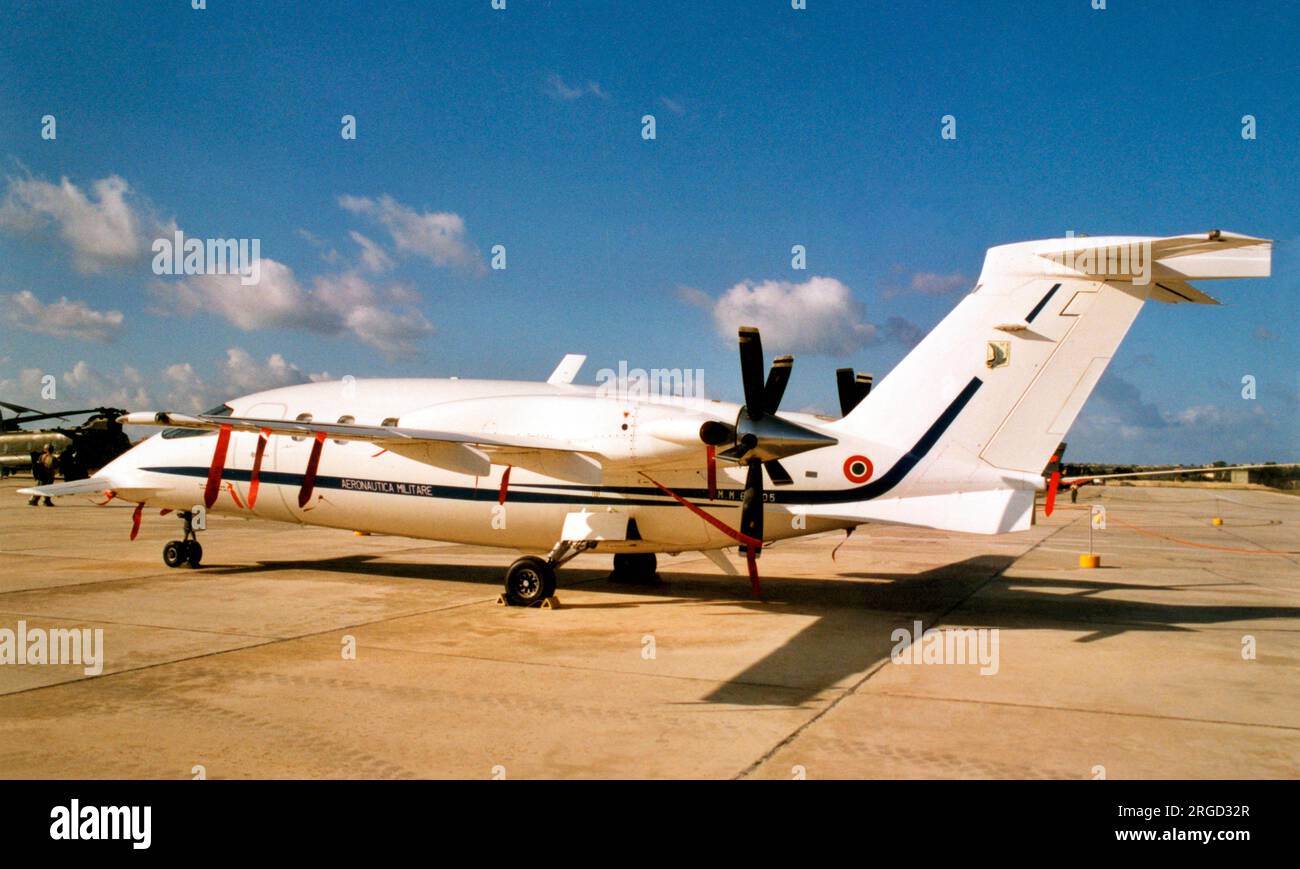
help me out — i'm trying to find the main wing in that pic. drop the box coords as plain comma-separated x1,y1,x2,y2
120,411,604,484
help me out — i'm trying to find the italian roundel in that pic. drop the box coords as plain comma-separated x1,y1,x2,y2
843,455,873,483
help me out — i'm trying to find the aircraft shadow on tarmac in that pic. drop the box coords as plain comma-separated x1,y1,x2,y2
201,552,1300,708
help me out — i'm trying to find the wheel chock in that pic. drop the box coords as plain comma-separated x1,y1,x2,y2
495,594,561,608
1078,553,1101,569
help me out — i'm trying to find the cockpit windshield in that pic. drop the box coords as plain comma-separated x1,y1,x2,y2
161,404,233,439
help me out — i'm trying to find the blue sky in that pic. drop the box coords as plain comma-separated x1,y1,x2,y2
0,0,1295,462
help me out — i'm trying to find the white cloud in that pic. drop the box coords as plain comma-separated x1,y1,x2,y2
0,173,173,272
338,194,483,272
544,73,608,101
164,257,338,333
160,262,431,358
3,291,124,342
342,306,434,355
684,275,876,356
0,349,329,417
0,367,49,407
311,271,433,355
1068,370,1297,463
61,360,153,410
349,230,394,273
216,347,315,396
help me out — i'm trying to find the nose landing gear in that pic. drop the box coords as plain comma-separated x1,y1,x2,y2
162,510,203,568
500,540,594,607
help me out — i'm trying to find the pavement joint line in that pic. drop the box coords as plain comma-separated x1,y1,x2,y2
730,513,1080,779
0,570,197,596
870,690,1300,734
0,610,278,641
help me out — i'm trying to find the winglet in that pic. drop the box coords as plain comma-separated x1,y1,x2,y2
546,354,587,385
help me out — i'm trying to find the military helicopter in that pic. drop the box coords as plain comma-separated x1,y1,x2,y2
0,402,131,481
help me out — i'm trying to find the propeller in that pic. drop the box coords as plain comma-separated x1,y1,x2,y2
711,327,838,573
641,326,841,596
835,368,873,416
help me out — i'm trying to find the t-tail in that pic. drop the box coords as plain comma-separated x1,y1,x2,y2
810,231,1272,534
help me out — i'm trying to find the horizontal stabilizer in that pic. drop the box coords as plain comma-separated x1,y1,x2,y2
981,231,1272,285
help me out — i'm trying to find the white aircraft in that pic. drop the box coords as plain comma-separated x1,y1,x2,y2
20,231,1273,605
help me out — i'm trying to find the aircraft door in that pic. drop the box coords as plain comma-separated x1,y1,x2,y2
229,402,292,520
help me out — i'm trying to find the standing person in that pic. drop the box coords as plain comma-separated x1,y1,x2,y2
28,444,57,507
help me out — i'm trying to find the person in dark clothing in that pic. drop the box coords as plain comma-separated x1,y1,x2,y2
27,445,57,507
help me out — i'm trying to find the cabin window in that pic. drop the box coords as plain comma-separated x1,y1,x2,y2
162,404,232,439
381,417,399,427
292,412,313,441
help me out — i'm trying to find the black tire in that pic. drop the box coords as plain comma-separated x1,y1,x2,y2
185,540,203,568
504,556,556,606
163,540,186,568
610,552,658,584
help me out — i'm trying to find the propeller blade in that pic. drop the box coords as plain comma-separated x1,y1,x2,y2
835,369,873,416
739,459,764,543
764,459,793,486
738,326,766,419
763,355,793,413
835,368,857,416
0,400,42,415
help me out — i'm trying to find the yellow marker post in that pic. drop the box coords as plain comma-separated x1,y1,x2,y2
1080,505,1106,568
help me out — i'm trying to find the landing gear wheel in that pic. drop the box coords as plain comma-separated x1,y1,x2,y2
503,556,556,607
185,540,203,568
610,552,659,585
163,540,186,568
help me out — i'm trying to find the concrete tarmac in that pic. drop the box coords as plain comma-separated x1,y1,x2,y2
0,478,1296,778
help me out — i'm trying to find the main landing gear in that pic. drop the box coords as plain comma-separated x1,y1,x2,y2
609,552,659,585
501,540,595,607
162,510,203,569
